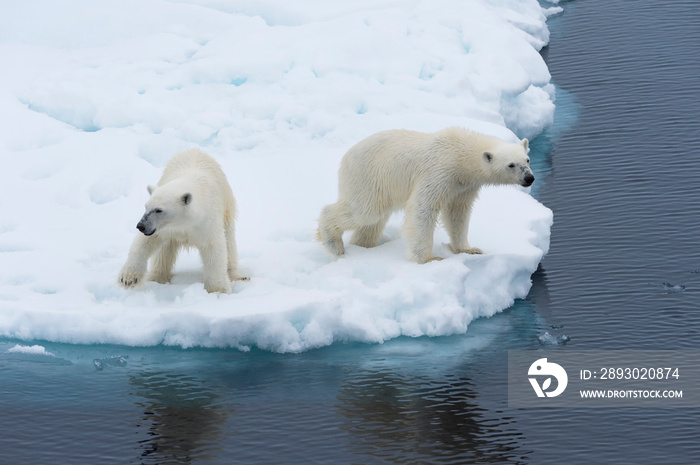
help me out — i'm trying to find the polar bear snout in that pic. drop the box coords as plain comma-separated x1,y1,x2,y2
136,221,155,236
516,164,535,187
136,214,157,236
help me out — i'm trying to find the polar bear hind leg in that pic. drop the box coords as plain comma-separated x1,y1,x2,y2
318,202,354,256
225,216,248,281
349,214,390,248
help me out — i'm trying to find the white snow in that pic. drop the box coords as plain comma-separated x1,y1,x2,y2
0,0,556,352
7,344,56,357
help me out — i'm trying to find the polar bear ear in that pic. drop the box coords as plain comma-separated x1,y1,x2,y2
483,151,494,163
181,193,192,205
520,138,529,151
147,185,156,195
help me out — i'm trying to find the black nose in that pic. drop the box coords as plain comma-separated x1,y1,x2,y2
136,222,145,233
523,174,535,187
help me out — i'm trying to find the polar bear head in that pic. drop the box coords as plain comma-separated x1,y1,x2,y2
136,181,193,236
483,138,535,187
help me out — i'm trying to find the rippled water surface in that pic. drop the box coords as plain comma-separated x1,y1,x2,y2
2,1,700,463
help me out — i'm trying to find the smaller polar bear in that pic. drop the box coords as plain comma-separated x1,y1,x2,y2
318,127,534,264
118,149,246,293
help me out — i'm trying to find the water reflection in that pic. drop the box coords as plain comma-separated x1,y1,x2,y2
130,371,234,464
337,369,525,464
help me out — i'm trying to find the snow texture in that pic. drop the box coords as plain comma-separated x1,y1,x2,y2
7,344,56,357
0,0,556,352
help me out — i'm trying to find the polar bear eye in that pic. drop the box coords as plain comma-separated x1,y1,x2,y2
526,158,530,164
508,163,516,169
154,208,163,214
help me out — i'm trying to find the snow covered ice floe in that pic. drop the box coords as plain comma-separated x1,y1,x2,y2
0,0,558,352
6,344,56,357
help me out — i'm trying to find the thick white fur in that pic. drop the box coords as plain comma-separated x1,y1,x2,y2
118,149,245,293
318,127,533,263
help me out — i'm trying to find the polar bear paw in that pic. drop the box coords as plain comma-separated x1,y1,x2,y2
118,270,145,288
228,268,250,282
204,280,233,294
462,247,484,255
449,245,484,255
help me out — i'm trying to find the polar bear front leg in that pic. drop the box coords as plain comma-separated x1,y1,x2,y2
119,234,160,288
404,195,440,264
148,239,179,284
199,233,232,294
444,193,483,255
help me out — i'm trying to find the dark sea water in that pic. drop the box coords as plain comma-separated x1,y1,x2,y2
2,1,700,464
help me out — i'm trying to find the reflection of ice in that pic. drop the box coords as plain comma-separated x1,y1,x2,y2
527,86,580,198
517,264,574,347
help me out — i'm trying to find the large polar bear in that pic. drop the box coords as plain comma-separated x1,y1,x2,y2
318,127,534,264
118,149,245,293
